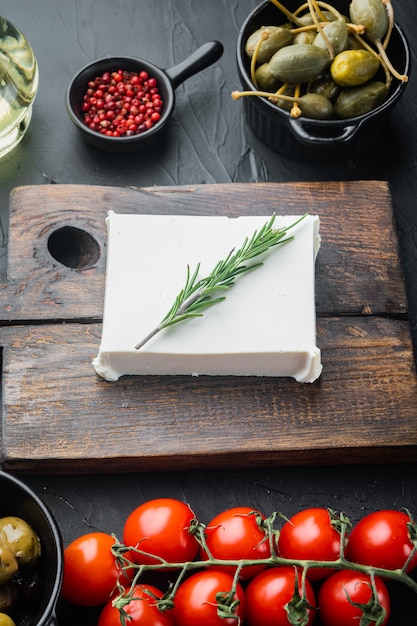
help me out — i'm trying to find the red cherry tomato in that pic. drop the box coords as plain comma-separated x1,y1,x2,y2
200,506,271,580
245,566,316,626
346,509,417,573
278,508,343,580
123,498,198,566
318,570,390,626
62,532,126,607
172,569,245,626
98,584,174,626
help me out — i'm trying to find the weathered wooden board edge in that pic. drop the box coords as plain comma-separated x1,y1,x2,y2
4,445,417,475
2,315,417,473
0,180,408,320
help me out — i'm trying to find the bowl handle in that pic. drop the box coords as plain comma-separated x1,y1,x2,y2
165,41,223,89
288,117,361,146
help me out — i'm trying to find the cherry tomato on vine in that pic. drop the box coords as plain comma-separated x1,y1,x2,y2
172,569,245,626
318,570,390,626
98,584,174,626
346,509,417,573
123,498,199,566
277,508,344,580
245,566,316,626
62,532,128,607
200,506,271,580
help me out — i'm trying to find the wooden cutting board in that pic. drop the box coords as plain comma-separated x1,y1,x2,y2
1,181,416,473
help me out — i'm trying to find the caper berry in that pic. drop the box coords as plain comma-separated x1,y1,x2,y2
334,80,388,118
313,19,349,56
349,0,389,42
308,74,340,102
296,10,339,26
255,63,281,92
293,31,316,45
297,93,334,119
269,44,331,84
245,26,293,64
273,86,296,112
0,517,41,566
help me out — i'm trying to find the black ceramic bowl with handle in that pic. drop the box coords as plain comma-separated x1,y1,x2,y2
66,41,223,152
236,0,410,160
0,471,63,626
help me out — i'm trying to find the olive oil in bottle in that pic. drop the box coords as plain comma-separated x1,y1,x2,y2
0,16,38,158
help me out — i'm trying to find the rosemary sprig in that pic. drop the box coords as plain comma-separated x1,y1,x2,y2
134,214,307,350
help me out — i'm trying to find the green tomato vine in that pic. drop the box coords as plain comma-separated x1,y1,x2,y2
109,508,417,626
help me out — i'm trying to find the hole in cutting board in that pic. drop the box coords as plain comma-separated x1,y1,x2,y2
47,226,101,269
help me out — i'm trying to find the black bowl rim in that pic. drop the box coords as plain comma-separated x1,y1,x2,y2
0,470,64,626
65,55,175,145
236,0,410,128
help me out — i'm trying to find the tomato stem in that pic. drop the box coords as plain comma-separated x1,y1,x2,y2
111,540,417,595
110,508,417,623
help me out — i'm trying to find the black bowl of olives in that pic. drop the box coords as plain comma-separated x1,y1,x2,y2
0,471,63,626
235,0,410,160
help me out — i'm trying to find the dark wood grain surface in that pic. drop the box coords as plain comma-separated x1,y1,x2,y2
1,181,416,472
0,0,416,621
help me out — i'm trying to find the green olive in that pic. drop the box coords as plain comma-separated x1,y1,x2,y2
254,63,281,92
313,19,349,55
0,613,16,626
297,93,334,119
308,73,340,102
269,44,331,84
334,80,389,118
0,547,17,586
0,517,41,566
349,0,389,42
245,26,293,64
331,49,380,86
0,585,17,613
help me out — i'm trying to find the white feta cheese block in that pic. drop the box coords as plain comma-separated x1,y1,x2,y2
93,212,322,383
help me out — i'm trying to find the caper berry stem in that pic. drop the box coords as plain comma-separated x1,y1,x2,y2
251,30,269,87
269,0,306,26
290,22,329,34
295,0,340,20
374,38,408,82
307,0,335,57
382,0,394,48
291,83,302,118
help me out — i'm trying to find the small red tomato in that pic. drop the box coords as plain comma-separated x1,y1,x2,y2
278,508,343,580
172,569,245,626
346,509,417,573
62,532,126,606
245,567,316,626
318,570,390,626
123,498,199,566
98,584,175,626
200,506,271,580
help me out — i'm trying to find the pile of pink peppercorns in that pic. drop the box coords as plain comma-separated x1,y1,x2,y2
80,69,163,137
